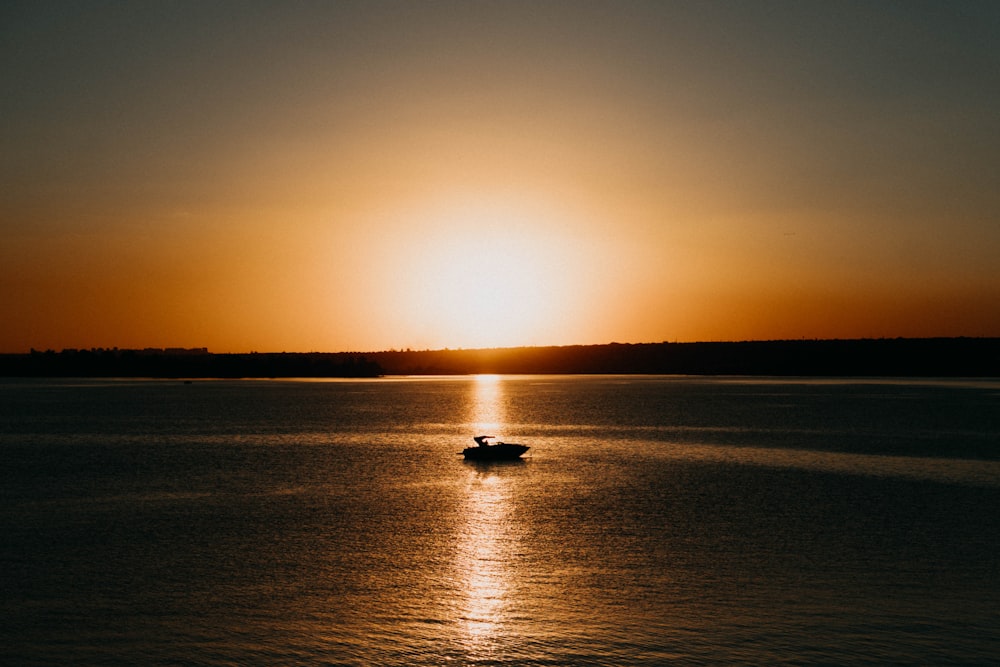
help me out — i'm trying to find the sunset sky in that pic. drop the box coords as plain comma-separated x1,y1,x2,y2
3,1,998,353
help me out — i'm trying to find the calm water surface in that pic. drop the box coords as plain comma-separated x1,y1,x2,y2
2,375,999,665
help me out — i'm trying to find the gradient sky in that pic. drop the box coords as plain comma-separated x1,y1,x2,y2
3,1,999,352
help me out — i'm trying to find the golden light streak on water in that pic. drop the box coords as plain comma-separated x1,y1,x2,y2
470,374,504,433
456,374,521,659
459,472,511,648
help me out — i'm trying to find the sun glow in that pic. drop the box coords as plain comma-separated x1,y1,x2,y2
382,197,594,350
407,233,553,348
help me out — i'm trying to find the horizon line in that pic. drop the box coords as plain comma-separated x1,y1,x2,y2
8,335,998,356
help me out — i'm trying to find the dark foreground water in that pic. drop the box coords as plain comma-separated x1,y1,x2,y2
2,375,998,665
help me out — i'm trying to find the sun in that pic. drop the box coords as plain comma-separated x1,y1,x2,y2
409,229,551,348
387,198,585,349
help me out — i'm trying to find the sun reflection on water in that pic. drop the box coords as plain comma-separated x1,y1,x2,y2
461,473,510,640
456,375,522,658
470,373,503,433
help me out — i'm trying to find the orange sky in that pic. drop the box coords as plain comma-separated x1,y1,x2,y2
2,2,999,352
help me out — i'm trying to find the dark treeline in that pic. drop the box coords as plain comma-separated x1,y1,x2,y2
0,348,383,378
1,338,998,377
368,338,1000,376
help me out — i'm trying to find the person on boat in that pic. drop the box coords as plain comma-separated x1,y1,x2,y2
474,435,492,447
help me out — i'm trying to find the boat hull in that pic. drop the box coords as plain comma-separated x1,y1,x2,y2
462,443,529,461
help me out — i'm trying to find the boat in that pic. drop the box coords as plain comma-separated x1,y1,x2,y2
462,435,530,461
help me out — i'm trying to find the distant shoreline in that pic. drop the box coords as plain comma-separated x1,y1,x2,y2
2,338,998,378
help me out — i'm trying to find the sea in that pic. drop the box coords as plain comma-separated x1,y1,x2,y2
1,375,998,665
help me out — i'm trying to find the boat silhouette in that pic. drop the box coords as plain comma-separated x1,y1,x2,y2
461,435,530,461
